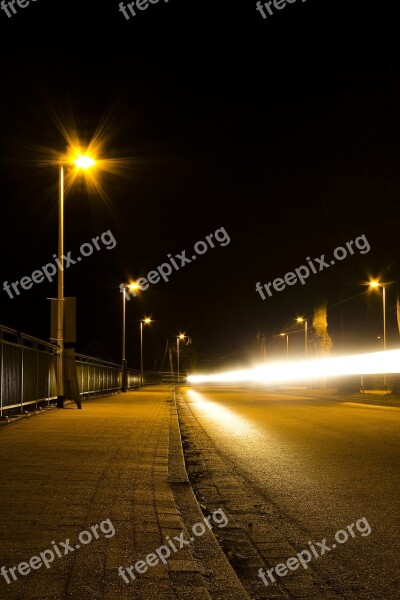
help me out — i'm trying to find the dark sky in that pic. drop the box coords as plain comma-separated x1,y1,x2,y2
0,0,399,371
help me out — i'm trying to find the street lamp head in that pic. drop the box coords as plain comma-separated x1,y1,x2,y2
296,317,304,323
369,280,380,289
143,317,152,325
179,334,185,340
74,154,96,170
280,333,286,336
128,281,140,292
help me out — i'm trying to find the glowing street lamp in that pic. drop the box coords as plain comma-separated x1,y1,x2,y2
273,332,289,358
280,333,289,358
140,317,152,387
177,333,186,385
74,154,96,170
121,281,140,392
56,151,96,408
369,280,388,386
296,317,308,357
369,281,387,352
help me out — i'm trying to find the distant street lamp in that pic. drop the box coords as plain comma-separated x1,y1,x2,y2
369,280,388,387
177,333,186,385
121,281,140,392
369,281,387,352
140,317,152,387
273,332,289,358
57,152,96,408
296,317,308,357
280,333,289,358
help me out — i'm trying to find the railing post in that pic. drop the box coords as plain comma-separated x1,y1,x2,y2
47,351,51,406
35,343,39,410
0,331,3,418
20,335,24,413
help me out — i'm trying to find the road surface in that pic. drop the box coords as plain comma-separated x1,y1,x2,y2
178,386,400,599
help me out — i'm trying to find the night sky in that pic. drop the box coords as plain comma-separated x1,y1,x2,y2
0,0,399,372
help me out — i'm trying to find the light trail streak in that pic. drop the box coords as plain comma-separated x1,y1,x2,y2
187,349,400,385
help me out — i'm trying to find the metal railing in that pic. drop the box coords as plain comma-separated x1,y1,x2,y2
160,371,188,384
0,324,163,416
0,325,56,416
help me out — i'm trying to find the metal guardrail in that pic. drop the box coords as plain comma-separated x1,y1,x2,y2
160,371,188,384
0,326,56,416
0,324,163,416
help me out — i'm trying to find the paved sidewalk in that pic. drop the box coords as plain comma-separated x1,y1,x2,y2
0,386,243,600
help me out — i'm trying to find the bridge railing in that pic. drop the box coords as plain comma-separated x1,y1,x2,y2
0,325,56,416
0,324,163,416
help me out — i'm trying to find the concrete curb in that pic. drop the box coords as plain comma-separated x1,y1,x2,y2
169,387,251,600
163,386,213,599
168,386,190,484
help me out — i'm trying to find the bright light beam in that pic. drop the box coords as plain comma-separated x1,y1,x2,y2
187,349,400,385
75,154,95,170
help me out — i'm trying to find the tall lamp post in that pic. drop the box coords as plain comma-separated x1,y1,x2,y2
177,333,186,385
280,332,289,358
57,153,95,408
369,280,388,386
121,281,140,392
296,317,308,357
140,317,152,387
273,332,289,358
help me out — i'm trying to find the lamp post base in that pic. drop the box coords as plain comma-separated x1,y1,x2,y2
122,359,127,392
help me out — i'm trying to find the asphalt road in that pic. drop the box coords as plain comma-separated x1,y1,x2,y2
180,386,400,599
